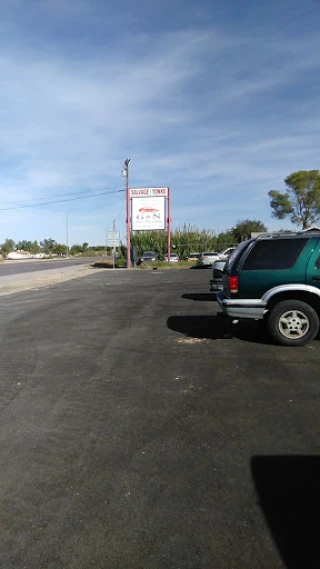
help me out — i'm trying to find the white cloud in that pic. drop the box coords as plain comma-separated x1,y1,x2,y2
0,7,319,243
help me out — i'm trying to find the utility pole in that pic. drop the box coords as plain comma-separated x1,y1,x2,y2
66,207,78,259
66,212,69,260
112,218,116,270
123,158,131,269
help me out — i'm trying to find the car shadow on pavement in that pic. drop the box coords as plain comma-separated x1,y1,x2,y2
167,314,269,344
251,456,320,569
181,293,216,301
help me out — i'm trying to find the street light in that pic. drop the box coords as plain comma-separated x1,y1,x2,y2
66,208,78,259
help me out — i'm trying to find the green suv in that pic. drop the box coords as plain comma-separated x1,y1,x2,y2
217,231,320,346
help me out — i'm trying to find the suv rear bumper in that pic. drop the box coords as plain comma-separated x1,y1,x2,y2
217,292,267,319
210,279,223,292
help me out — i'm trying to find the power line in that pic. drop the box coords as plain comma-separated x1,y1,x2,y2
0,185,123,205
0,188,125,212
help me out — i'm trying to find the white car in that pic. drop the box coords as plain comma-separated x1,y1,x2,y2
218,247,236,261
163,253,179,262
197,251,220,268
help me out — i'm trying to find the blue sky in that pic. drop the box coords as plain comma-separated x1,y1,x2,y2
0,0,319,246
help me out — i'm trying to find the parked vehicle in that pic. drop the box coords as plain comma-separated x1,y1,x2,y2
163,253,179,262
210,247,238,291
210,259,227,292
197,252,220,268
218,247,236,260
187,252,201,262
140,250,158,263
217,230,320,346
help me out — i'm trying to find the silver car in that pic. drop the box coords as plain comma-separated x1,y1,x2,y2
197,251,220,268
163,253,179,262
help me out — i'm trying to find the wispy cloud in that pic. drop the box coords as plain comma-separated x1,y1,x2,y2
0,0,319,243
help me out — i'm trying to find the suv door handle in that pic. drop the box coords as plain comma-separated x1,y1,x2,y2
312,276,320,281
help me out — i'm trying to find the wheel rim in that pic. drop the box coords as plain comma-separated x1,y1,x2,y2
278,309,310,340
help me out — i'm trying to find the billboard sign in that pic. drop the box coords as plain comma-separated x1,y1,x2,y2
131,196,166,231
130,187,168,198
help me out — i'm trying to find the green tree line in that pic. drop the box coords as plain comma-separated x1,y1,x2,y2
0,238,107,257
1,219,268,259
130,220,267,259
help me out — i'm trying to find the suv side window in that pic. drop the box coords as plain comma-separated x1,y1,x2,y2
241,238,308,271
316,254,320,270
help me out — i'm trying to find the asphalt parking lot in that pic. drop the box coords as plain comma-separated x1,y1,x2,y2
1,268,319,569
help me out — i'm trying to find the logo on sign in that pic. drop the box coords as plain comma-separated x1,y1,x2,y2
136,207,161,221
131,196,165,230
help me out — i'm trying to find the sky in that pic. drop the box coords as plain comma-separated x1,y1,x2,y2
0,0,320,246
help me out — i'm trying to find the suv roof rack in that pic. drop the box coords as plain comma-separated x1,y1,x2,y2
255,231,297,239
251,227,320,239
254,230,320,240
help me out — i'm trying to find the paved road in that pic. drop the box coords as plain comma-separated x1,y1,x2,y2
1,269,319,569
0,257,94,277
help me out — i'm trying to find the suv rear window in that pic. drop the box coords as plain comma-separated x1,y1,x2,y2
241,238,308,271
226,240,252,270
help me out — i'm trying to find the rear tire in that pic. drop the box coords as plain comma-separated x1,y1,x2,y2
267,299,319,347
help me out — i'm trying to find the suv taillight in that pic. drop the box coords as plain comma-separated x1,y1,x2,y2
229,276,238,293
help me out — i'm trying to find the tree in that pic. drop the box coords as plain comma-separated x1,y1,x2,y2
40,238,57,254
131,231,168,258
269,170,320,229
53,243,67,256
82,242,89,251
216,230,238,249
232,220,267,241
1,238,16,255
130,225,239,259
16,240,30,251
70,244,83,255
30,240,41,254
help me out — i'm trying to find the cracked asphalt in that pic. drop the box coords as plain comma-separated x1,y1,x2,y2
1,268,319,569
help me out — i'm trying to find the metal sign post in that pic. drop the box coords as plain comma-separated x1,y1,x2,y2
107,231,120,269
167,187,171,262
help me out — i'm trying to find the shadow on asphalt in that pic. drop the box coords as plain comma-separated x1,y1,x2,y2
188,265,211,270
181,293,216,301
251,456,319,569
167,314,270,344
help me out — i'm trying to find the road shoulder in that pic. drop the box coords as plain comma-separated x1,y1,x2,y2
0,264,94,296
